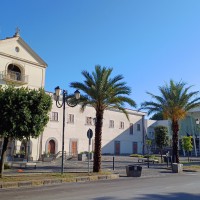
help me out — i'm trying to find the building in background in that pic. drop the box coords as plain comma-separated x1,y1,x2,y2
145,108,200,157
44,103,146,160
145,119,170,154
179,107,200,156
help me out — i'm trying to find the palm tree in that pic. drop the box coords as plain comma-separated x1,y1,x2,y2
70,65,136,172
141,80,200,163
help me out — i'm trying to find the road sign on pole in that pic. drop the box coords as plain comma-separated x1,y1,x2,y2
87,128,93,145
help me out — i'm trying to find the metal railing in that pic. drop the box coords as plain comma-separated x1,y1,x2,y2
0,70,28,84
52,151,75,161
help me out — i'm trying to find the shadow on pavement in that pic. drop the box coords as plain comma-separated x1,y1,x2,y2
92,193,200,200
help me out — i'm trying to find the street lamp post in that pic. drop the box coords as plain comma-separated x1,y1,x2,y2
196,119,200,156
54,86,80,174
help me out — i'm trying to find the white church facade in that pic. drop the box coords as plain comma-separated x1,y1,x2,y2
0,31,147,161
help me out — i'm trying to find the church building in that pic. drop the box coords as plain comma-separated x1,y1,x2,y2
0,31,146,161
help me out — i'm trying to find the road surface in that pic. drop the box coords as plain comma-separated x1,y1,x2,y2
1,172,200,200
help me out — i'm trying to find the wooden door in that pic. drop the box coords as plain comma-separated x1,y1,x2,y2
48,140,55,154
132,142,138,154
115,141,120,155
71,141,78,156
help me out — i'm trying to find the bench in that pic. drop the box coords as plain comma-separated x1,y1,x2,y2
138,158,159,164
11,162,37,169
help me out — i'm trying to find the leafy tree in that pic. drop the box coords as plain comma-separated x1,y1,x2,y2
154,126,169,162
0,86,52,177
141,80,200,163
70,65,136,172
182,136,193,162
146,138,152,155
145,138,152,168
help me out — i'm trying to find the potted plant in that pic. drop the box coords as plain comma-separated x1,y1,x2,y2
78,152,87,161
126,165,142,177
42,152,53,162
19,150,25,159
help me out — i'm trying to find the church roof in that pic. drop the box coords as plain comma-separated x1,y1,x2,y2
0,31,47,68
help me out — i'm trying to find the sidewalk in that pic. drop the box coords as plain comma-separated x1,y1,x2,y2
2,155,200,189
4,155,178,178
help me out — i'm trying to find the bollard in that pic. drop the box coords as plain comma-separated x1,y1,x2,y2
167,157,169,167
147,156,149,168
113,156,115,170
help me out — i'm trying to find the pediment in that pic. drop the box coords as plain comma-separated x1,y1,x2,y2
0,36,47,67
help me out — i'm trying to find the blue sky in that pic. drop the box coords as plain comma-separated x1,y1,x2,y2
1,0,200,110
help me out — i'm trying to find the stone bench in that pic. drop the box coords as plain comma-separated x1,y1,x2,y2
138,158,159,164
11,162,37,169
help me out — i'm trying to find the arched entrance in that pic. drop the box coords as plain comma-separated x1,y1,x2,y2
19,139,32,159
7,64,22,81
48,140,55,154
20,140,26,154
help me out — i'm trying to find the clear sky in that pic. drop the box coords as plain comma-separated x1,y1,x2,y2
1,0,200,110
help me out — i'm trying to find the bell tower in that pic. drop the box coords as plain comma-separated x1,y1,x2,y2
0,30,47,89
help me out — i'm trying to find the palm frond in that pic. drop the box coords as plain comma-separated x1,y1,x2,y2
141,80,200,119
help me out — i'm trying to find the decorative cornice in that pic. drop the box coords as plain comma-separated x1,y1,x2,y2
0,52,46,68
0,36,47,67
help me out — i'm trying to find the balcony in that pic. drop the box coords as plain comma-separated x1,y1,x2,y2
0,70,28,85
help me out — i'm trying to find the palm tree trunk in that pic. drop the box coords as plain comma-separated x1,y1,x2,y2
93,110,103,172
172,120,179,163
0,137,9,178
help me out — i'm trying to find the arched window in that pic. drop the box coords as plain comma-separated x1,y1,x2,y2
7,64,22,81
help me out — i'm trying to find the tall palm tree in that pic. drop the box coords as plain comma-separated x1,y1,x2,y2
70,65,136,172
141,80,200,163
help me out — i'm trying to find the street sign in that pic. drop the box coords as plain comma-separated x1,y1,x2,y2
87,128,93,139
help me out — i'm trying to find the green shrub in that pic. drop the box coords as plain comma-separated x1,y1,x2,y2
129,154,143,158
143,154,156,159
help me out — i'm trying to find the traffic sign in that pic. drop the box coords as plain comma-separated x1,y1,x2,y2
87,128,93,139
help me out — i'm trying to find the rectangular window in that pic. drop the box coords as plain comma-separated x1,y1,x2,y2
137,124,141,131
50,112,58,121
86,117,92,125
68,114,74,124
93,118,96,125
120,121,124,129
109,120,114,128
130,123,133,135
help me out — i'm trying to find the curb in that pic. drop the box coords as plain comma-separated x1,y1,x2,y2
0,174,119,189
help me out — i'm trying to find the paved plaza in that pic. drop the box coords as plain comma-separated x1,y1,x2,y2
5,155,198,178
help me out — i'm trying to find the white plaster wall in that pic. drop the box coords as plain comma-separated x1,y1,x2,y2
101,109,144,154
0,38,40,63
30,138,40,160
24,63,45,88
0,38,46,89
41,100,145,159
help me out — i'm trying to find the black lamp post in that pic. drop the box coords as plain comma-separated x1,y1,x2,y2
54,86,80,174
196,119,200,156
